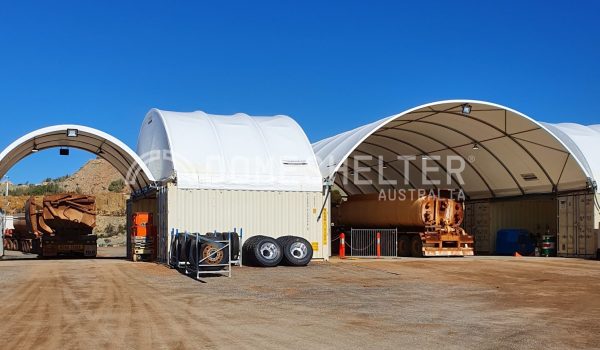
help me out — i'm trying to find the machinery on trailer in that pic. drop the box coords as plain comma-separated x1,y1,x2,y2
333,194,474,257
130,212,156,262
4,194,98,257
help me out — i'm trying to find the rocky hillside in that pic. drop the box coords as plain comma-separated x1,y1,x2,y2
60,158,131,195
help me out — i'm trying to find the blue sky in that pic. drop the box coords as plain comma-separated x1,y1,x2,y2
1,0,599,184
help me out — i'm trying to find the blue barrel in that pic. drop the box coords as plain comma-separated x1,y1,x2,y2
495,229,536,256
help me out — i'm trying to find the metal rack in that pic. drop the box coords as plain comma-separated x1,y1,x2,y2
170,229,239,279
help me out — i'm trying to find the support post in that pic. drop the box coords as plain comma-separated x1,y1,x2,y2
376,232,381,258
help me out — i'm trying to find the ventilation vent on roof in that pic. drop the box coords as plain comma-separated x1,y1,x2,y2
521,173,538,181
283,160,308,166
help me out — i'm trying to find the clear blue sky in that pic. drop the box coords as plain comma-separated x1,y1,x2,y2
1,0,599,184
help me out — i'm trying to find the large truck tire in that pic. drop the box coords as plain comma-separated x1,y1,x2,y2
277,236,313,266
242,235,282,267
199,242,229,271
228,232,240,261
169,236,179,266
410,236,423,258
203,232,240,261
241,236,260,266
398,235,411,257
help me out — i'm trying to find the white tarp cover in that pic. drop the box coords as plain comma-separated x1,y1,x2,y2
137,109,322,192
313,100,599,199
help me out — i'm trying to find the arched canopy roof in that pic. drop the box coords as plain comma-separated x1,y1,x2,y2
0,125,155,193
137,109,322,192
313,100,598,199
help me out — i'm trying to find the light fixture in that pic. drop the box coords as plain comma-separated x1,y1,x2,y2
31,143,39,153
462,104,472,115
59,148,70,156
472,143,479,150
66,128,79,137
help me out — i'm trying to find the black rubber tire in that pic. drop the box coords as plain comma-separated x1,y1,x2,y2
242,235,266,266
203,232,240,261
242,235,282,267
170,236,179,265
222,232,240,261
198,242,228,271
278,236,313,266
410,236,423,258
397,235,411,257
181,235,193,263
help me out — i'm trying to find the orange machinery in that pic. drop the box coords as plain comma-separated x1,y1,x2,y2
131,212,157,262
333,194,474,257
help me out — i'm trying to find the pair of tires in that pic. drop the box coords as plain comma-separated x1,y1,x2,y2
242,235,313,267
397,235,423,257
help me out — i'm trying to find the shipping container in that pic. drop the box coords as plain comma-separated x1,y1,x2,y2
465,197,557,254
463,201,491,253
557,192,598,258
130,183,326,263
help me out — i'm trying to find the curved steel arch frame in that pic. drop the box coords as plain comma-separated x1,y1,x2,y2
313,100,594,198
0,125,156,193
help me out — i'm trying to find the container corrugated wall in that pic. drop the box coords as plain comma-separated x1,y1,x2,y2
166,184,326,259
557,192,598,257
465,197,557,253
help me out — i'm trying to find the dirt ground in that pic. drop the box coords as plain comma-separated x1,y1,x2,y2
0,251,599,350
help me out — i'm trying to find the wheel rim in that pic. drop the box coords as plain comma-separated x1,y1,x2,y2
259,242,279,260
203,245,224,264
289,242,308,259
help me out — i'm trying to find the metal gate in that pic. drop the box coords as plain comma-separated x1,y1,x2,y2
348,229,397,257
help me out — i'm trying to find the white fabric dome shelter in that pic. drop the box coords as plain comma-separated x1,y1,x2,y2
133,109,326,262
313,100,599,199
137,109,323,192
0,125,155,193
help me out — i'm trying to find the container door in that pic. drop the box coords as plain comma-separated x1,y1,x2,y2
557,197,568,255
566,196,576,256
576,195,586,256
584,194,595,256
126,200,132,260
157,186,169,263
475,202,491,253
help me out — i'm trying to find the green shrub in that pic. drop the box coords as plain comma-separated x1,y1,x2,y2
108,179,125,193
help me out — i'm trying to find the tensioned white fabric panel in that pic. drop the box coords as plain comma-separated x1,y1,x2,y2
312,100,597,199
137,109,322,192
541,123,600,188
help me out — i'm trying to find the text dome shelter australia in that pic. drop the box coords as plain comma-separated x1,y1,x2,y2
313,100,600,257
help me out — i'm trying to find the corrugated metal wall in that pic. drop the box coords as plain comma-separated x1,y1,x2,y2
557,193,598,257
465,197,557,253
166,184,326,259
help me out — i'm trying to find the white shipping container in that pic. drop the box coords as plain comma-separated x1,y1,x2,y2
557,193,598,257
464,202,492,253
163,183,326,260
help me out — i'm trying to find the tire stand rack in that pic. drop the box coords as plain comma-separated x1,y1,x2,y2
170,229,240,279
